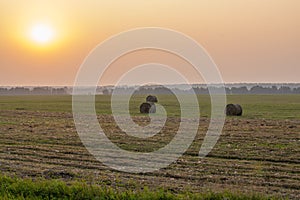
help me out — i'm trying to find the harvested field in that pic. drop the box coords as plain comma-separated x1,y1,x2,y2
0,95,299,199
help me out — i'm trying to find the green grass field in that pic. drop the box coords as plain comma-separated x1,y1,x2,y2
1,94,300,118
0,95,299,199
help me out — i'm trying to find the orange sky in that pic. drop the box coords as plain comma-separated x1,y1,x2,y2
0,0,299,86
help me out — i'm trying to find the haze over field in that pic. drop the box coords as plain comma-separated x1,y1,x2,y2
0,2,300,199
0,0,299,85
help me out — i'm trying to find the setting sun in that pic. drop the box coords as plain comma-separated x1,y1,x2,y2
29,24,55,44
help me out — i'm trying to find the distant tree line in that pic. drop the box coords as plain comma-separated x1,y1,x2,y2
224,86,300,94
0,87,68,95
135,85,300,95
1,85,300,95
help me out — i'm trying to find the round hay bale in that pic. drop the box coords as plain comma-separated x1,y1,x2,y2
146,95,158,103
235,104,243,116
140,102,156,114
226,104,236,116
226,104,243,116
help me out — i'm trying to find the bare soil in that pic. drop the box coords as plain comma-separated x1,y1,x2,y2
0,109,299,199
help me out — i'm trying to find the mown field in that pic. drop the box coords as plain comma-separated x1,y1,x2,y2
0,95,299,199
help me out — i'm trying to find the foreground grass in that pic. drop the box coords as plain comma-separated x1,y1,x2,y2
0,175,274,200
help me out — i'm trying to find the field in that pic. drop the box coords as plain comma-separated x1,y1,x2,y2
0,95,299,199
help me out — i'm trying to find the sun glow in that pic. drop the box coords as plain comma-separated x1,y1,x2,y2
29,24,55,44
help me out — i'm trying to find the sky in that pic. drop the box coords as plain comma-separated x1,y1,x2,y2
0,0,299,86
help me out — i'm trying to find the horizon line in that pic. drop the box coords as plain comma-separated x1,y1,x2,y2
1,82,300,88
